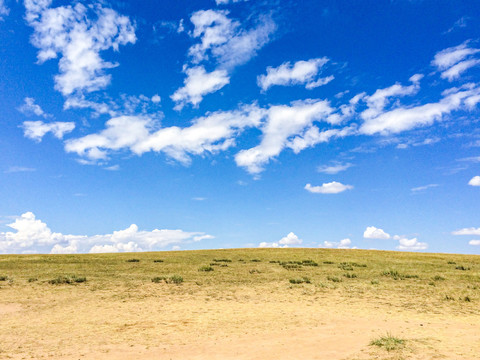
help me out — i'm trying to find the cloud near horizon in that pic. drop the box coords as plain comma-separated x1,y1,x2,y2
0,212,213,254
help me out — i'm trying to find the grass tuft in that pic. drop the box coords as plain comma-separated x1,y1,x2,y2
289,277,311,284
0,276,8,281
126,259,140,263
370,333,405,351
198,265,214,272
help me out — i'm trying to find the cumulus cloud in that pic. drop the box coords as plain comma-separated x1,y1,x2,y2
317,162,353,174
188,9,275,69
235,99,333,174
432,42,480,81
469,240,480,246
396,237,428,250
0,212,213,254
304,182,353,194
25,0,136,96
363,226,390,239
18,97,51,118
171,66,230,110
22,120,75,142
320,238,352,249
359,80,480,135
468,176,480,186
257,58,332,91
258,232,302,248
65,104,265,164
452,227,480,236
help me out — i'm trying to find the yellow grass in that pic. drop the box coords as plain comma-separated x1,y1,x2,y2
0,248,479,359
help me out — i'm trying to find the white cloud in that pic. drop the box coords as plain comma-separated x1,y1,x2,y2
320,238,352,249
4,166,36,174
25,0,136,96
235,99,333,174
468,176,480,186
258,232,302,248
151,95,161,103
216,0,248,4
469,240,480,246
411,184,439,192
22,120,75,142
452,227,480,236
0,212,213,254
359,82,480,135
363,226,390,239
396,237,428,251
286,126,355,154
65,104,264,164
317,162,353,174
0,0,9,19
18,97,51,118
304,182,353,194
257,58,332,91
279,232,302,245
171,66,229,109
432,42,480,81
188,9,275,69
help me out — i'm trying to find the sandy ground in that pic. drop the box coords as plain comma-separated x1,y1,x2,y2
1,283,479,359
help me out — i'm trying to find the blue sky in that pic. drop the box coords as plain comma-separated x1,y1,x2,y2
1,0,480,255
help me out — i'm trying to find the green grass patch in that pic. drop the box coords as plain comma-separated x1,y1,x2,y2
289,277,311,284
198,265,214,272
370,333,405,351
48,275,86,285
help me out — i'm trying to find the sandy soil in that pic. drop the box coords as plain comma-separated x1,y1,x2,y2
1,283,479,359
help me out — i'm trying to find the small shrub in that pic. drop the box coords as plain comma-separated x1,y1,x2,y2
289,277,311,284
152,276,167,283
344,273,357,279
301,260,318,266
153,259,164,263
338,262,354,271
213,259,232,263
28,277,38,283
281,263,302,270
444,295,455,301
48,275,86,285
382,270,418,280
323,261,334,264
433,275,445,281
199,266,214,272
371,279,379,285
447,261,456,264
350,262,367,268
428,281,436,286
250,259,261,262
249,269,260,274
269,260,280,263
327,276,342,283
463,296,471,302
455,265,470,271
370,333,405,351
0,276,7,281
168,275,183,284
126,259,140,263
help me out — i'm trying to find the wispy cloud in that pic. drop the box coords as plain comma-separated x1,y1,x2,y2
4,166,36,174
411,183,439,192
18,97,51,118
432,41,480,81
317,162,353,174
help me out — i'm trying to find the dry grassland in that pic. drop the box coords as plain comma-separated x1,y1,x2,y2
1,248,479,359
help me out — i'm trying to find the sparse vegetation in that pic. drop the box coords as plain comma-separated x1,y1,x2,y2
323,261,334,264
433,275,445,281
28,277,38,282
289,277,311,284
198,265,214,272
152,275,183,284
126,259,140,263
455,265,470,271
0,276,7,281
370,333,405,351
344,273,357,278
327,276,342,283
382,270,419,280
153,259,164,263
48,275,86,285
213,258,232,263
